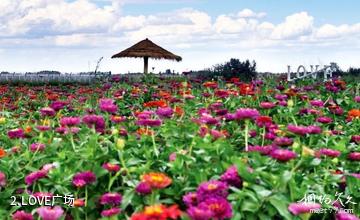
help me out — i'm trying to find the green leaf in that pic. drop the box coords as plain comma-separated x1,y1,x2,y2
269,195,292,220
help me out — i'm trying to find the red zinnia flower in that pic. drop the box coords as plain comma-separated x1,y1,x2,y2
141,172,172,189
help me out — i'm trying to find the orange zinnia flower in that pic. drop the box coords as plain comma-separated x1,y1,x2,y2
143,100,167,108
203,81,217,88
0,148,6,158
348,109,360,119
174,106,184,116
131,204,181,220
141,172,172,189
136,128,153,136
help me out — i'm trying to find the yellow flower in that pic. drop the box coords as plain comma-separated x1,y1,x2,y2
116,138,125,150
0,117,6,124
287,99,294,107
111,128,119,135
302,146,315,157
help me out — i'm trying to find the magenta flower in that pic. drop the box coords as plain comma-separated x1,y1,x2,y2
36,126,51,132
169,152,177,162
72,171,96,188
307,125,322,134
60,117,81,127
50,101,68,111
99,98,118,114
316,116,333,124
198,197,233,220
336,212,360,220
136,119,162,127
354,96,360,103
0,171,6,187
40,107,56,117
25,170,47,185
82,115,105,133
102,163,120,173
348,152,360,161
7,128,25,139
12,210,34,220
186,206,213,220
273,137,293,146
288,202,321,215
248,145,277,155
235,108,259,120
101,207,121,217
99,192,122,206
220,165,242,188
199,114,219,125
196,180,229,202
135,182,152,195
310,100,324,107
260,102,276,109
351,135,360,144
270,149,297,162
183,192,198,207
37,206,64,220
317,148,341,158
156,107,174,118
30,143,46,152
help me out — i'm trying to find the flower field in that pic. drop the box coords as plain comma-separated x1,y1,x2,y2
0,76,359,220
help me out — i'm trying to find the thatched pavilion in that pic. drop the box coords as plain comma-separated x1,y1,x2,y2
111,38,182,74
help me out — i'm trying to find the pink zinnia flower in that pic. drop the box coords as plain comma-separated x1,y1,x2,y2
37,206,64,220
30,143,46,152
25,170,47,185
317,148,341,158
99,192,122,206
40,107,56,117
101,207,121,217
288,202,321,215
12,210,34,220
310,100,324,107
355,96,360,103
183,192,198,207
169,152,177,162
72,171,96,188
336,212,360,220
270,149,297,162
198,197,233,220
196,180,229,202
60,117,81,127
186,206,213,220
7,128,25,139
260,102,276,109
99,98,118,114
0,171,6,187
220,165,242,188
102,163,120,173
136,119,162,127
316,116,333,124
235,108,259,120
273,137,293,146
36,126,51,132
156,107,174,118
135,182,152,195
348,152,360,161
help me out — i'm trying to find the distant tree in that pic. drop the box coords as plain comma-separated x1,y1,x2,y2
348,67,360,76
210,58,257,81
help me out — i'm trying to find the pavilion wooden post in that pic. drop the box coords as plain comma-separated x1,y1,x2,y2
144,56,149,74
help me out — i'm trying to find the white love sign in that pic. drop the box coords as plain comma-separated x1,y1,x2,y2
287,63,339,82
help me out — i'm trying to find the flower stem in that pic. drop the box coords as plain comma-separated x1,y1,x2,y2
151,131,159,157
244,119,249,151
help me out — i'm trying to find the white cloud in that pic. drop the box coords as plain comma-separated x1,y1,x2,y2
0,1,360,73
271,12,314,40
237,8,266,18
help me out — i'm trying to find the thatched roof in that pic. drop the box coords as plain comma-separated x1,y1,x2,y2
111,38,182,61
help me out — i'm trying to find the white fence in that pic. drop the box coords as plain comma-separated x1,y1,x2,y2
0,73,111,84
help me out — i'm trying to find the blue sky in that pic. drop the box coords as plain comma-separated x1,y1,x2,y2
1,0,360,73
